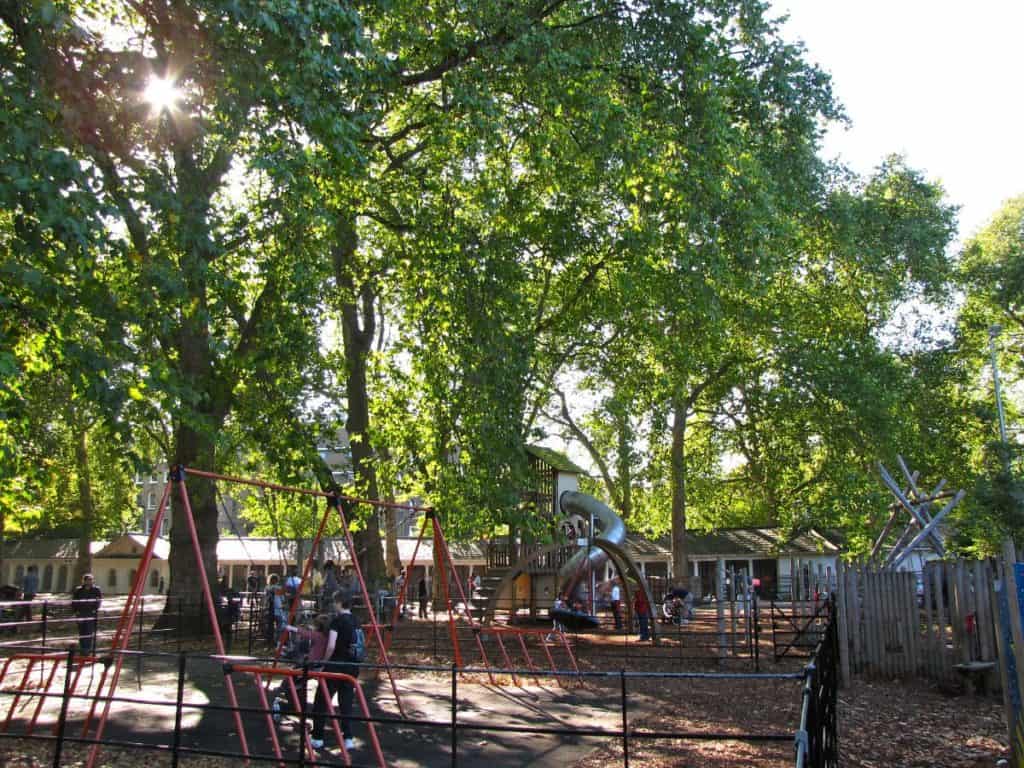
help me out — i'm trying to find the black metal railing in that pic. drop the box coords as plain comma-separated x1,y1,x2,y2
0,646,805,768
794,597,839,768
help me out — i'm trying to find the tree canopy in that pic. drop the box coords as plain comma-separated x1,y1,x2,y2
2,0,1010,598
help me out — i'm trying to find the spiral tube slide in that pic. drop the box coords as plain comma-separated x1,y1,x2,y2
557,490,627,603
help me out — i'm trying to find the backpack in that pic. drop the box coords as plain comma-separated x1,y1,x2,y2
348,626,366,663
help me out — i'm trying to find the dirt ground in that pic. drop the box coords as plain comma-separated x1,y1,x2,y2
0,613,1012,767
0,675,1009,767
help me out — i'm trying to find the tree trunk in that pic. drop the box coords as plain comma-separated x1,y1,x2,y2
163,270,224,629
670,396,690,589
614,408,633,520
73,428,95,584
333,217,387,589
167,421,221,626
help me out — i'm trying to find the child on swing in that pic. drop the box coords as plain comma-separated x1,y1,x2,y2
271,613,330,722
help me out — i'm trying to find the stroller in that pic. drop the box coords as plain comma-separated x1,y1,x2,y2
270,618,327,723
661,591,694,626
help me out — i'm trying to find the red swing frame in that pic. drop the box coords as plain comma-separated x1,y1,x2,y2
384,511,582,688
75,466,398,767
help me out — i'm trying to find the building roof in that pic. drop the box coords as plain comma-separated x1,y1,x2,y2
623,527,839,560
94,534,170,560
5,526,835,570
525,445,588,475
4,539,106,559
215,537,487,567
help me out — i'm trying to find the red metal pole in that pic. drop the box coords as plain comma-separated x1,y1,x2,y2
2,659,35,732
491,630,518,686
515,632,543,686
331,497,405,718
252,672,284,765
383,516,428,654
284,675,316,761
185,467,432,512
352,677,387,768
273,499,333,664
82,479,173,740
174,472,250,755
26,656,60,735
86,471,250,768
537,631,563,689
431,516,494,683
559,630,582,686
431,518,462,668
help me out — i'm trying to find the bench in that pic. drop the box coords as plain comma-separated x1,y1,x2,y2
954,661,996,694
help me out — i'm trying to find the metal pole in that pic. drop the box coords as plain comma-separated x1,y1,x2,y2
297,662,309,768
52,649,75,768
171,653,186,768
991,325,1011,469
450,663,458,768
137,595,144,689
753,593,760,673
42,601,47,648
620,668,629,767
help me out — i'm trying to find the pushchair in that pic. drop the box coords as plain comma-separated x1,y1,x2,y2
661,593,694,626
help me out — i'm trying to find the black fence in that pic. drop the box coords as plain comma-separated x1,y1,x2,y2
0,595,840,767
0,592,764,669
0,647,806,768
794,598,839,768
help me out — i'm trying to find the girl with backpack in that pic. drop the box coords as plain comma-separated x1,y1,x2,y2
271,614,330,722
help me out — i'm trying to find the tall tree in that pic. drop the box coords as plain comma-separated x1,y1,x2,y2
1,0,371,608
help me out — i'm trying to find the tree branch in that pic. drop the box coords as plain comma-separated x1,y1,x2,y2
552,389,622,509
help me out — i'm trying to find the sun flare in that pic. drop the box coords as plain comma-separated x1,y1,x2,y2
143,76,181,114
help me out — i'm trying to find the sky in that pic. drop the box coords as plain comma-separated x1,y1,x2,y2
774,0,1024,243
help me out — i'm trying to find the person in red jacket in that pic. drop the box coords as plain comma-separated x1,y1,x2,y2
633,589,651,642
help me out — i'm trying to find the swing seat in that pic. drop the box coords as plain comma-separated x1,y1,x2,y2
550,607,600,631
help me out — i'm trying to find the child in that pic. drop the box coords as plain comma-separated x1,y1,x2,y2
272,614,330,722
546,593,567,642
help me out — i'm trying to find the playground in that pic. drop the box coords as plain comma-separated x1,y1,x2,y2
0,465,1011,768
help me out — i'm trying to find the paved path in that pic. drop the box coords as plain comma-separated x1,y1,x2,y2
1,657,651,767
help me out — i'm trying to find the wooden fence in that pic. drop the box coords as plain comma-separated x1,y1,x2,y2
834,559,999,688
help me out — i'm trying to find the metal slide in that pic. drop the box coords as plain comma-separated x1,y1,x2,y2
557,490,627,604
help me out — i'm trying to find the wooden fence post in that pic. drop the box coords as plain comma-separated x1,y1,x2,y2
850,565,862,675
922,563,935,680
933,563,950,684
992,556,1019,763
837,561,850,687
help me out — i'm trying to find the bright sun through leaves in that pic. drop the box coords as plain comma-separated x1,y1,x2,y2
143,76,181,114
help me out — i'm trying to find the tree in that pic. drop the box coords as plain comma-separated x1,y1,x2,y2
956,195,1024,544
1,0,373,609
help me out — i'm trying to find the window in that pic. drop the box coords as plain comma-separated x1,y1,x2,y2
146,519,153,534
134,473,143,485
42,564,54,592
147,492,156,510
160,518,169,536
108,569,117,588
150,473,159,483
149,569,159,588
56,565,68,593
14,565,24,582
